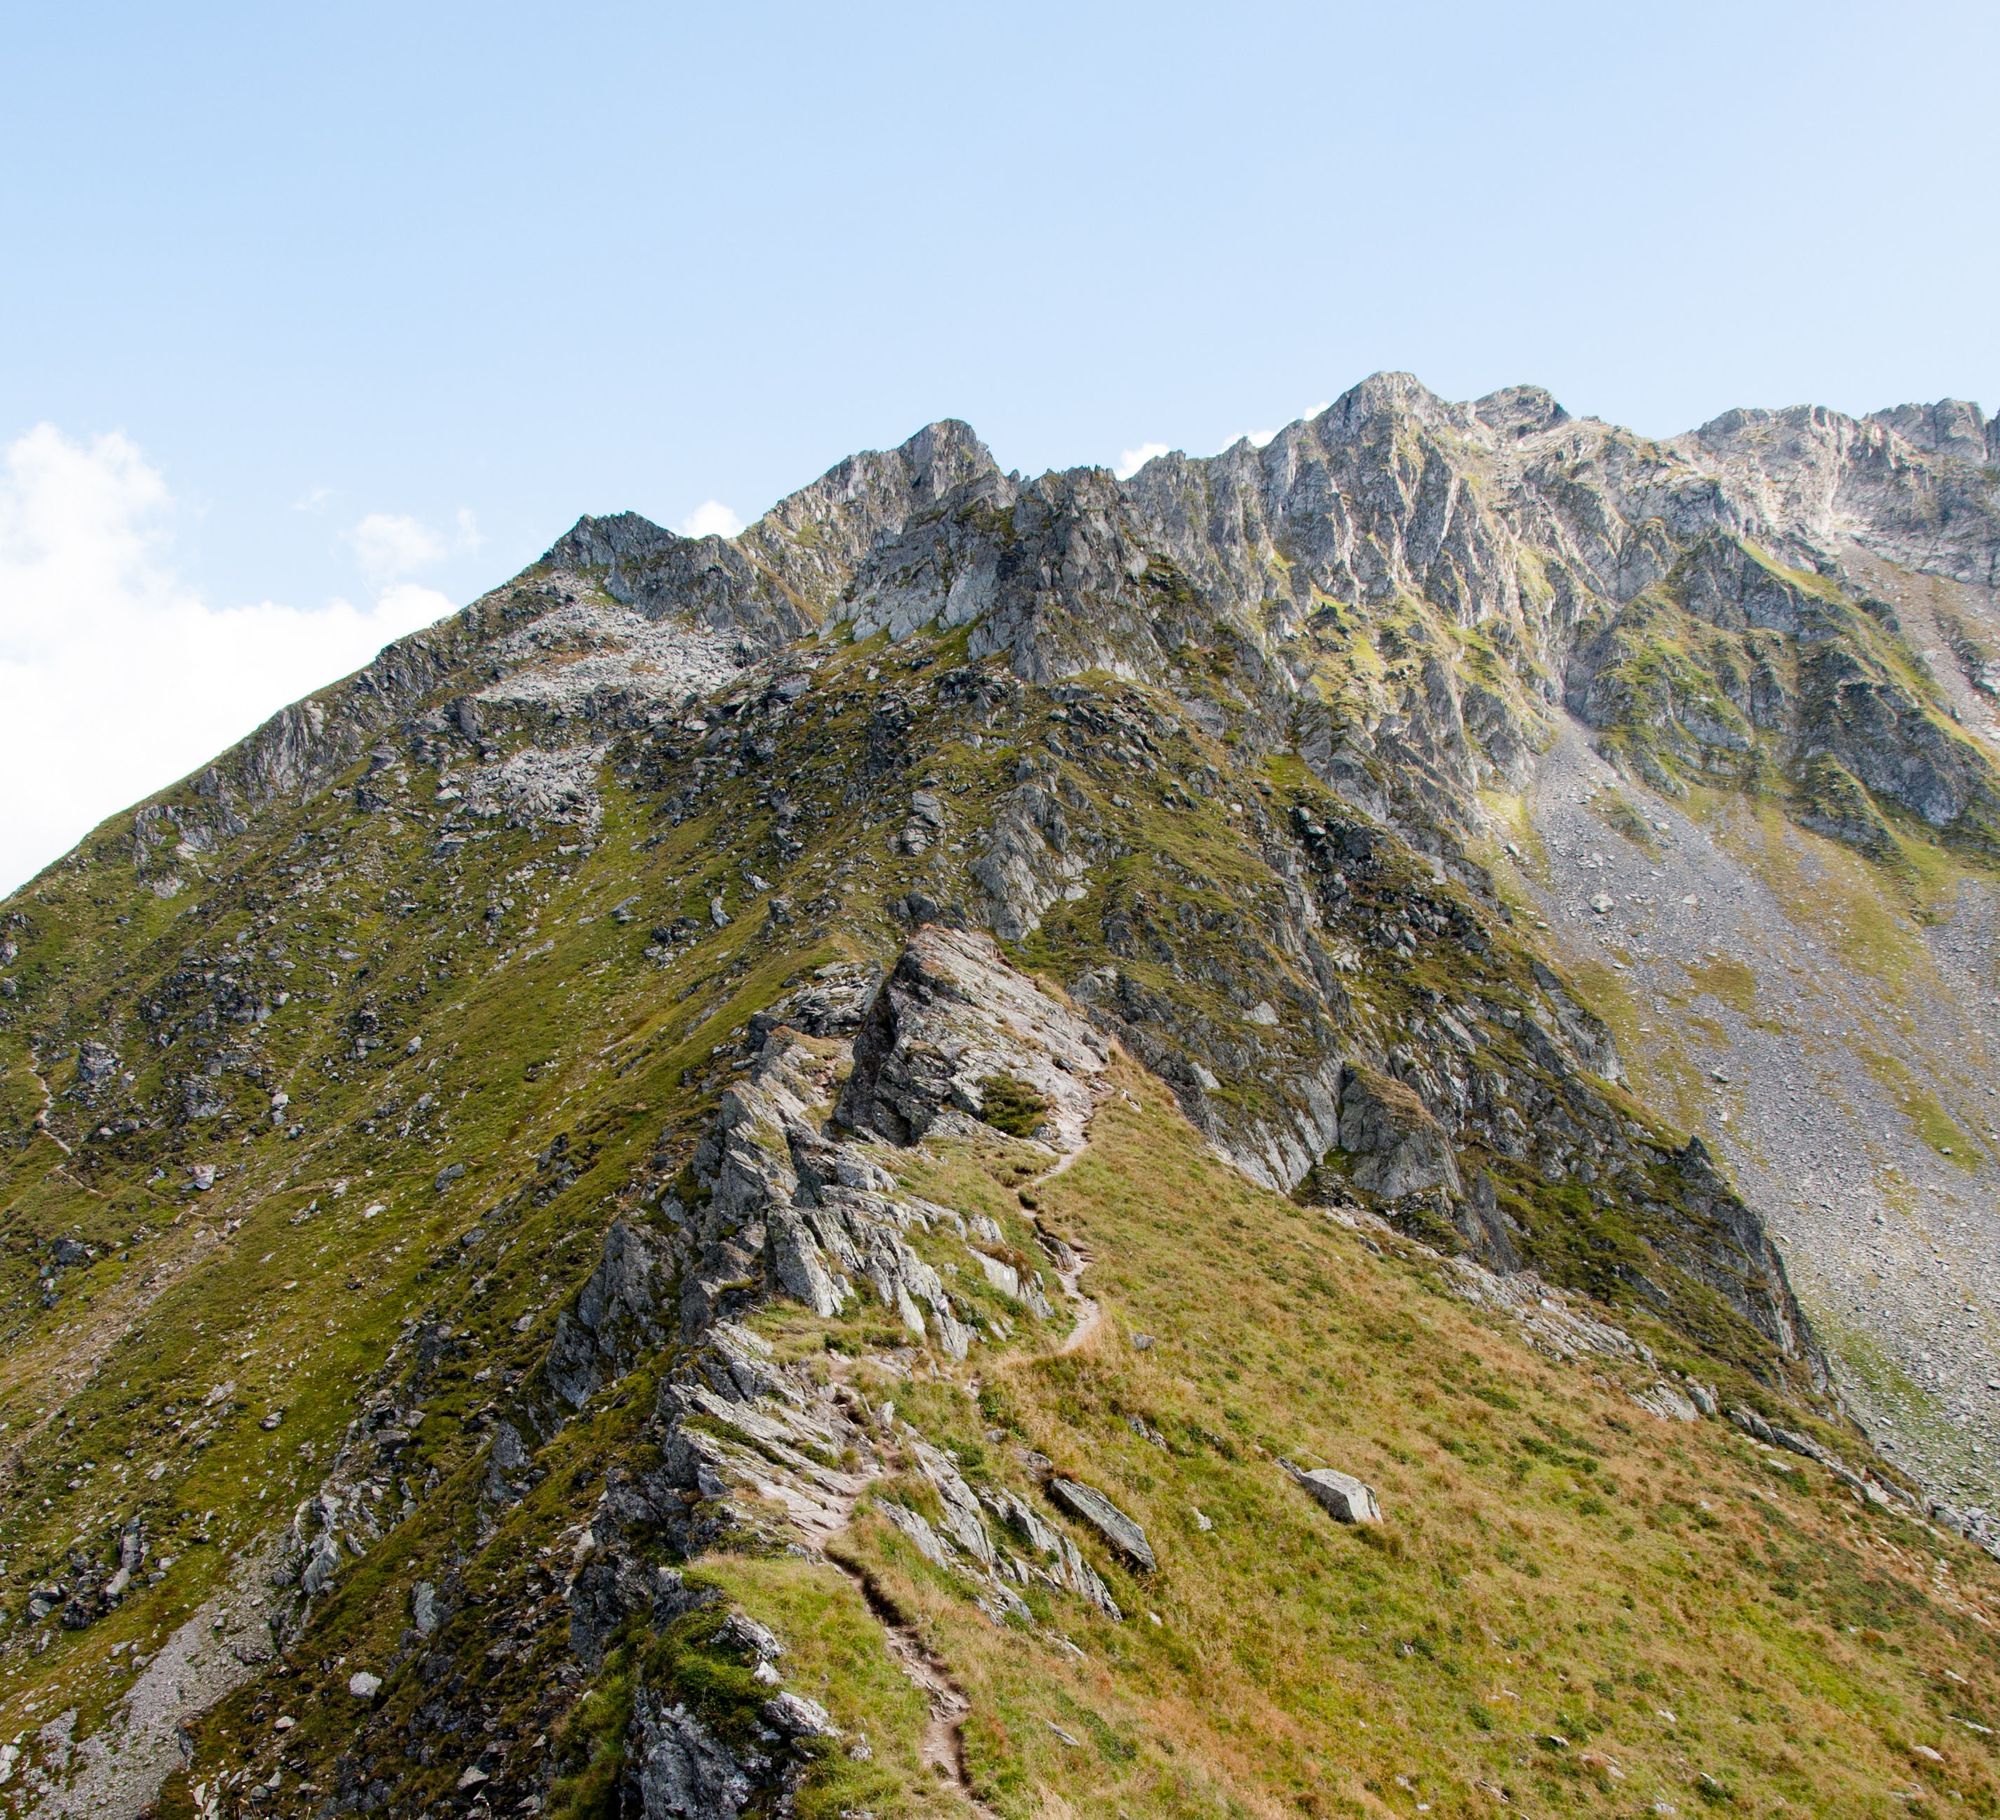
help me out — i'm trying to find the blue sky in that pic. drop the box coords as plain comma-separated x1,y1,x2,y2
3,0,1996,888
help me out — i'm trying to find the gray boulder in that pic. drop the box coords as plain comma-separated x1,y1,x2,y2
1047,1477,1156,1572
762,1692,836,1739
1283,1460,1382,1525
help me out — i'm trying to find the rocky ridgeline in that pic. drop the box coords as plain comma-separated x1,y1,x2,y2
257,929,1130,1815
93,375,2000,909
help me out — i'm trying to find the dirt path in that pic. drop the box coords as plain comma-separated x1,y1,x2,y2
804,1122,1109,1813
825,1547,998,1815
25,1053,74,1156
1030,1132,1103,1355
799,1423,993,1813
1049,1236,1101,1355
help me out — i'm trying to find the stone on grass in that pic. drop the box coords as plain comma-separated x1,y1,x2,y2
1283,1460,1383,1524
1047,1477,1156,1572
763,1691,837,1738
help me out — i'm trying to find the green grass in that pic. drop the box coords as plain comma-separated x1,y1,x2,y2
1858,1047,1984,1170
979,1074,1050,1140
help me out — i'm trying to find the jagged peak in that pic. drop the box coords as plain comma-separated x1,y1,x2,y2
1471,383,1571,441
1682,395,2000,486
757,417,1000,526
1868,397,1992,464
541,508,687,570
1317,370,1464,438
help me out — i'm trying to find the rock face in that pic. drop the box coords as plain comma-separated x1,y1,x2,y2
629,1692,754,1819
1337,1065,1463,1201
837,924,1112,1152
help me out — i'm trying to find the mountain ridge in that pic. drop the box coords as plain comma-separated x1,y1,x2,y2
5,372,2000,1816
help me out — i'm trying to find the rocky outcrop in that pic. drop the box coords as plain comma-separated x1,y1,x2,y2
1337,1064,1463,1201
837,924,1112,1152
1046,1479,1156,1573
628,1690,756,1819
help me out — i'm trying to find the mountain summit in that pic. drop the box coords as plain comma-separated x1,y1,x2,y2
6,377,2000,1815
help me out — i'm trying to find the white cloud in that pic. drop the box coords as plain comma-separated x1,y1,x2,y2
1227,402,1332,452
677,500,744,539
346,506,479,584
291,484,333,513
1114,442,1170,480
0,425,457,893
348,512,441,583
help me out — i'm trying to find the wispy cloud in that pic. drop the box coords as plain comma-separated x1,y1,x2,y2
677,500,744,539
0,425,457,892
347,506,480,586
1114,442,1170,480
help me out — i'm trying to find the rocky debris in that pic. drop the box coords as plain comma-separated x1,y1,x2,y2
1522,720,2000,1509
1728,1404,1901,1507
1047,1478,1156,1572
837,924,1111,1151
475,590,745,710
749,963,876,1041
1442,1254,1652,1364
463,743,607,834
25,1538,286,1819
985,1487,1123,1618
1282,1460,1383,1525
346,1670,382,1699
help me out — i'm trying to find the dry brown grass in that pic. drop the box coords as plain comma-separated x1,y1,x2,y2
812,1063,2000,1816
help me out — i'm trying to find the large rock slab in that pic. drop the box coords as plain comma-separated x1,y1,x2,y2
1047,1477,1156,1572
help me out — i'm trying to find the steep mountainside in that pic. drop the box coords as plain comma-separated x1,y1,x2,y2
3,376,2000,1816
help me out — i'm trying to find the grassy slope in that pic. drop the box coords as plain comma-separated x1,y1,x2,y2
815,1075,2000,1817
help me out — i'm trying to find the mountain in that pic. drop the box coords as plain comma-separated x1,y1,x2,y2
4,376,2000,1815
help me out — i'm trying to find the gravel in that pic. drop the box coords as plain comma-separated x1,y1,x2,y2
1522,719,2000,1511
